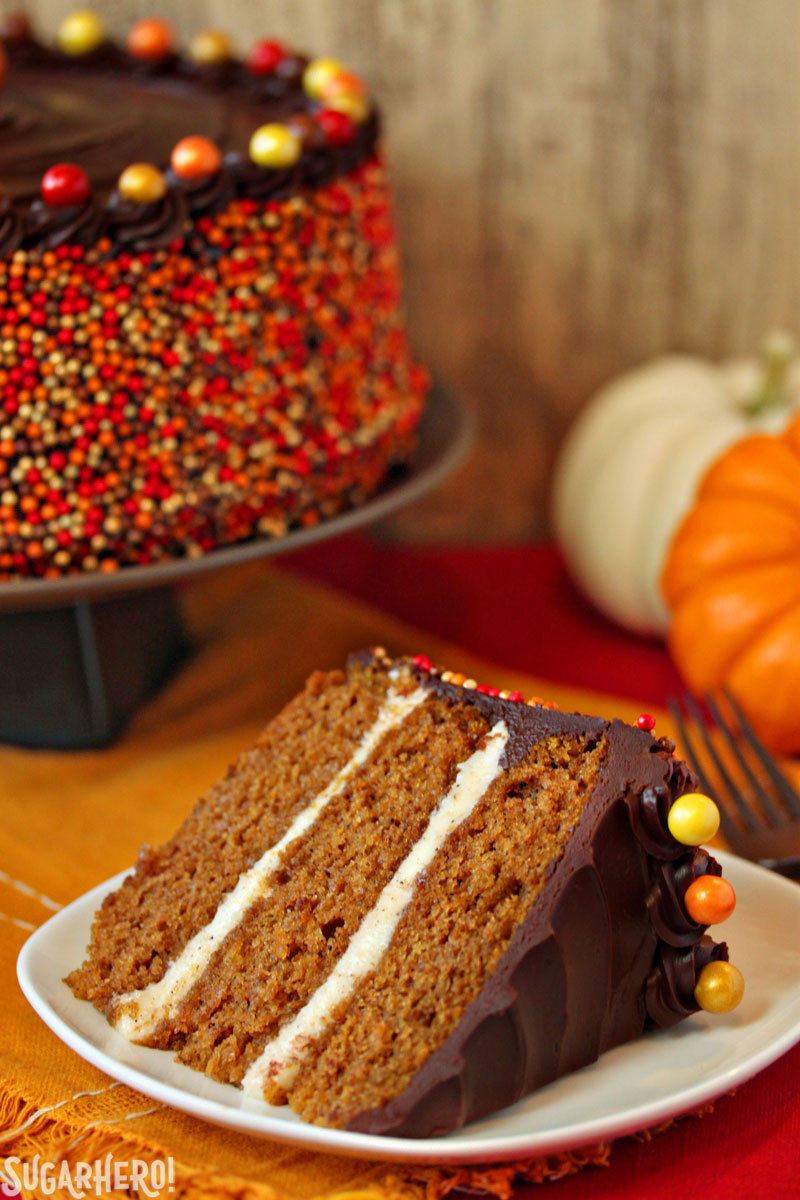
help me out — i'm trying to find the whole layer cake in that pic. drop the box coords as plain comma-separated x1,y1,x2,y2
67,650,743,1137
0,12,428,578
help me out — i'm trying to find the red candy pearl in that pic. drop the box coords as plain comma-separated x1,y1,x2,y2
637,713,656,731
685,875,737,925
411,654,433,672
316,107,357,146
247,38,287,75
41,163,90,207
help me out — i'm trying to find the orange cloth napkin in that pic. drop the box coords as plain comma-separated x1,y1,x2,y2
1,564,702,1200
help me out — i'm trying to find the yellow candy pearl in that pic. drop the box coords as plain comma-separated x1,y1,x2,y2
302,56,346,100
249,124,301,169
58,9,106,56
189,29,232,65
117,163,167,204
667,792,720,846
695,960,745,1014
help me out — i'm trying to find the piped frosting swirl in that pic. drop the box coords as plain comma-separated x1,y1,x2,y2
105,187,189,252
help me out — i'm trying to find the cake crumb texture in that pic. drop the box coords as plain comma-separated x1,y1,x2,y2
169,696,492,1081
66,665,390,1009
286,732,607,1125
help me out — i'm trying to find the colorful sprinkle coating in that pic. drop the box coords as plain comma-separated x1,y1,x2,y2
409,656,559,709
0,162,427,577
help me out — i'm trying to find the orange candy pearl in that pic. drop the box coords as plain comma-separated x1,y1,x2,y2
171,136,222,180
127,18,174,62
685,875,736,925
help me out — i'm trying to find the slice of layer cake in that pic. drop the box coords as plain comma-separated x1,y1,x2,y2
67,650,743,1137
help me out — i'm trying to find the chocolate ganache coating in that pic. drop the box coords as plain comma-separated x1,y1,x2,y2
347,662,725,1138
0,41,379,251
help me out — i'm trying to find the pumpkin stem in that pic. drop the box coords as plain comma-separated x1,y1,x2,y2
745,330,796,416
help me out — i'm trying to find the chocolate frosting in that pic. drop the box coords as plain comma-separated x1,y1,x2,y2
645,936,729,1027
0,195,22,255
0,41,379,253
165,166,236,219
346,657,729,1137
23,196,103,248
106,187,188,252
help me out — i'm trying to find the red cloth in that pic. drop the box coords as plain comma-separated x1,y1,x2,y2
280,535,683,705
280,534,800,1200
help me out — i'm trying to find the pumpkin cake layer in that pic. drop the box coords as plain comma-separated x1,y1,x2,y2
67,664,393,1009
68,650,734,1137
285,734,607,1126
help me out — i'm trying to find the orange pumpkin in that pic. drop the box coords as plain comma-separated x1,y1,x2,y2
662,415,800,755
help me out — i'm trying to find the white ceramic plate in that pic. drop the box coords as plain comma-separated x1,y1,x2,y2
17,851,800,1166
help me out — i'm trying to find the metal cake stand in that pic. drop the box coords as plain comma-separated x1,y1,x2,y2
0,385,472,748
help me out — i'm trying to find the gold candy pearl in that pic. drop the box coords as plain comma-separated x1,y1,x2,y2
117,163,167,204
189,29,232,65
694,960,745,1014
302,56,346,99
58,9,106,56
249,123,301,169
667,793,720,846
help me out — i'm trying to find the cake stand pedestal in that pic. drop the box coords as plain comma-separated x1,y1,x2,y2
0,588,186,748
0,386,471,748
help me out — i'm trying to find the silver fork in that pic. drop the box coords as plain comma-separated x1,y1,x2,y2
668,691,800,880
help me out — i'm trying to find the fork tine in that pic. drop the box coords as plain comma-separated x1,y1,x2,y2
722,689,800,821
667,697,741,839
704,693,784,827
682,693,760,833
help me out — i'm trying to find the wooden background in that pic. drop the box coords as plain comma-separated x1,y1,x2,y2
21,0,800,539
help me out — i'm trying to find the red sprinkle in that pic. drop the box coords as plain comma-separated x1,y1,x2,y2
411,654,433,672
637,713,656,731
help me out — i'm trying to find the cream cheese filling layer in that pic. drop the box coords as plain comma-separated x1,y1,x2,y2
114,684,428,1041
242,719,510,1098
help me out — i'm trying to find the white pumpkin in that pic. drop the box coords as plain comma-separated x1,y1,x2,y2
551,335,800,635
